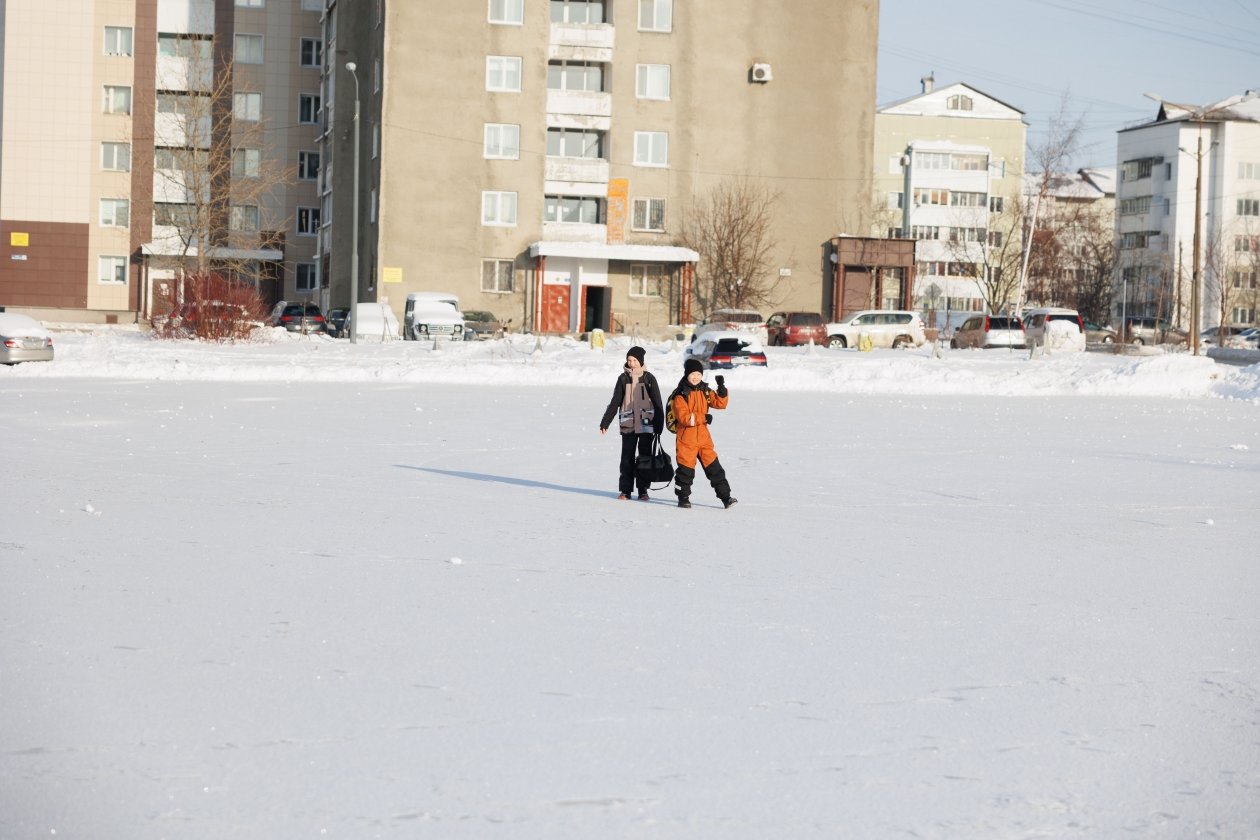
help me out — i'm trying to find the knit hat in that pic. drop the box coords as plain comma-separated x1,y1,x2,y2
626,345,646,366
684,358,705,375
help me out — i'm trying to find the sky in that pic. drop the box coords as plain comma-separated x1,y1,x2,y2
2,328,1259,836
877,0,1260,169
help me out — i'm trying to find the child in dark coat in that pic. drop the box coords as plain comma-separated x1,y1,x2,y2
599,346,665,499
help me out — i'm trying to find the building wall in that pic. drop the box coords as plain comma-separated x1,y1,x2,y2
338,0,877,332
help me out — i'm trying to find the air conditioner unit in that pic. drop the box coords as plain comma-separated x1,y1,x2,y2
751,63,773,83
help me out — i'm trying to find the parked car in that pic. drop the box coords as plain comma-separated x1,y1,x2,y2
0,312,54,364
326,308,348,338
951,314,1027,349
269,301,326,334
825,310,926,349
695,309,767,344
1023,307,1086,352
1083,319,1117,345
682,331,768,369
1200,326,1249,347
343,302,400,341
404,292,465,341
1239,327,1259,347
765,311,827,346
1123,316,1187,346
462,310,504,340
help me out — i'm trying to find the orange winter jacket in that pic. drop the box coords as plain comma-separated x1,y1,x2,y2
671,384,729,466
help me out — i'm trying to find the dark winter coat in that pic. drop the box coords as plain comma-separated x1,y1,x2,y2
600,370,665,435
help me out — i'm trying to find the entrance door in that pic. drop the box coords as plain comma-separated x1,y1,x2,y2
541,283,570,333
581,286,612,332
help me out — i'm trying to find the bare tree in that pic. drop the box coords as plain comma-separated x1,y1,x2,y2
940,188,1026,313
677,178,780,316
149,34,293,286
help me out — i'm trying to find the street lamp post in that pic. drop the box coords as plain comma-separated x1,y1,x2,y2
345,61,361,344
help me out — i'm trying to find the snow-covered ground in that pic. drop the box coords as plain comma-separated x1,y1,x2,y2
3,328,1259,838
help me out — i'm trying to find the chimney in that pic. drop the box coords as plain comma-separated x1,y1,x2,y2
921,73,935,94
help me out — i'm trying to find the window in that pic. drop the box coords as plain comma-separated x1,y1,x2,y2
234,92,262,121
232,148,261,177
1240,162,1260,180
545,195,603,224
630,264,665,297
297,207,320,235
372,122,380,159
638,0,672,31
374,59,381,93
987,230,1004,247
546,127,604,158
300,38,322,67
1232,270,1257,290
484,124,521,159
1238,198,1260,217
1121,158,1157,181
103,86,132,115
946,94,973,111
910,225,941,240
1236,235,1259,253
1165,162,1172,179
915,151,950,170
370,189,377,223
636,64,670,100
154,203,195,227
951,153,987,171
632,198,665,231
551,0,606,23
886,191,903,210
489,0,523,24
100,199,130,227
1120,196,1152,216
296,263,318,292
99,256,128,284
231,205,260,231
298,93,320,124
949,191,986,207
989,196,1004,213
481,259,515,292
1120,231,1159,249
235,34,264,64
547,60,605,92
298,151,320,180
104,26,133,56
913,188,948,206
154,148,208,170
158,34,211,60
237,0,264,6
1233,307,1256,324
101,142,131,171
633,131,668,167
482,191,518,226
301,0,321,10
486,56,523,92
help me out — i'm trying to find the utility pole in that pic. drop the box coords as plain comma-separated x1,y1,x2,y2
1191,131,1203,356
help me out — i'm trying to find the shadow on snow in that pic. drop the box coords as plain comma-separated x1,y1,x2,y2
399,465,611,499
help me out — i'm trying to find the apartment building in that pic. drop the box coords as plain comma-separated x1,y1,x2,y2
873,77,1026,324
321,0,878,335
0,0,322,322
1115,91,1260,331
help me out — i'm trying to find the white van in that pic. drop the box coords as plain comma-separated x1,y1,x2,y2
343,302,400,341
404,292,465,341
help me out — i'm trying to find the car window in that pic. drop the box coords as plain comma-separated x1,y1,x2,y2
794,313,822,326
988,317,1020,329
855,314,877,325
892,314,910,324
961,318,978,330
768,314,783,326
714,338,748,353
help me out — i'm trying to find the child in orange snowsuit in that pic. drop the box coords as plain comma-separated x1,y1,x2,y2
670,358,737,509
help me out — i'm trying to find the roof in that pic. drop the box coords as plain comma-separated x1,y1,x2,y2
1123,90,1260,132
529,241,699,262
1023,167,1116,201
878,81,1026,119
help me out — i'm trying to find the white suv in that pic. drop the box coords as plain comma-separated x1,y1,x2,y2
1023,307,1086,352
826,310,926,349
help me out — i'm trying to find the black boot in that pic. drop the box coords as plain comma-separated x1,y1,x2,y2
677,495,691,508
722,497,738,508
674,464,694,509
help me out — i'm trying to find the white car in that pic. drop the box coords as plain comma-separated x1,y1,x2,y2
343,302,401,341
694,308,767,345
825,310,926,349
1024,307,1086,352
0,312,54,364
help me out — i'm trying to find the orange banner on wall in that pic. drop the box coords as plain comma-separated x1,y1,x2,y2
606,178,628,244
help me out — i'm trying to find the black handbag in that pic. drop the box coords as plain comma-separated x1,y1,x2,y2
635,435,674,487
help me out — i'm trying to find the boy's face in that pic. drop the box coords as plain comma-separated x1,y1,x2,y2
687,370,704,386
625,356,642,373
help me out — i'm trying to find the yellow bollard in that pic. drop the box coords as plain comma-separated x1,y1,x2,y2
590,328,606,350
858,332,874,352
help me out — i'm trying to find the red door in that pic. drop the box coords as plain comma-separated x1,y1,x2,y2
541,284,570,333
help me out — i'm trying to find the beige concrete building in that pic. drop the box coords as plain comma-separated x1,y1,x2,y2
322,0,878,335
0,0,322,322
873,77,1027,324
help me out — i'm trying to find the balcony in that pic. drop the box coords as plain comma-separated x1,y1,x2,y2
550,22,614,51
542,221,608,244
546,89,612,118
544,157,609,184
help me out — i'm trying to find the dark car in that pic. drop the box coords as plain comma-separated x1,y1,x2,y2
765,311,828,346
326,308,348,338
683,331,768,369
462,310,503,340
268,301,326,334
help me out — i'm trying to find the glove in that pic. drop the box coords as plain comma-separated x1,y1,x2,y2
705,413,713,425
715,375,727,397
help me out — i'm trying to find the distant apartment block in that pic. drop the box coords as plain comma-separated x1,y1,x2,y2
873,76,1027,324
320,0,879,334
0,0,322,322
1115,91,1260,330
